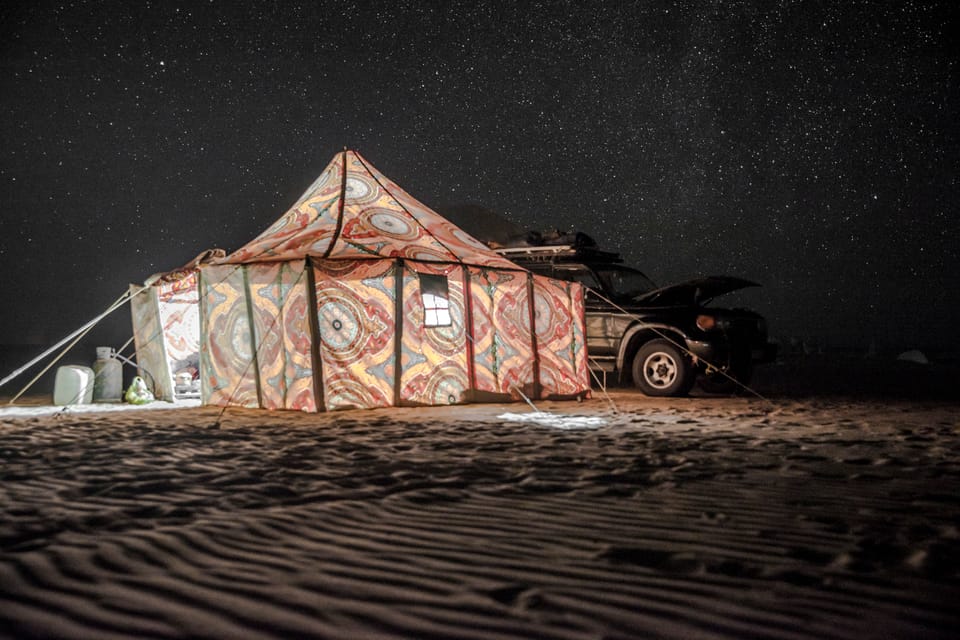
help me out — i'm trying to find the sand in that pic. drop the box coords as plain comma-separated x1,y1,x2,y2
1,386,958,639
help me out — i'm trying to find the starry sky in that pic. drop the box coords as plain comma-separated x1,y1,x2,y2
1,1,958,354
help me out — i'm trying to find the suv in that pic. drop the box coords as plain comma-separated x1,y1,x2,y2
494,231,777,397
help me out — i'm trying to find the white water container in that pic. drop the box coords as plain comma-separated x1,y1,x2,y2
54,365,95,405
93,346,123,402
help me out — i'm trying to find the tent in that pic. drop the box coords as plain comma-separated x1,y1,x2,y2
133,150,590,411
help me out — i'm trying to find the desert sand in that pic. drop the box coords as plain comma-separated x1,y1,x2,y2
1,370,958,639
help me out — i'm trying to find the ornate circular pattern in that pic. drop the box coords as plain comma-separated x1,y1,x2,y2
533,290,554,338
403,246,453,262
226,311,253,363
317,291,366,358
344,175,380,205
324,373,388,409
315,259,366,277
424,366,468,405
361,208,419,240
424,303,464,356
297,166,335,204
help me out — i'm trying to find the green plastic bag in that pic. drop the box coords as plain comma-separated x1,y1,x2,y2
125,376,155,405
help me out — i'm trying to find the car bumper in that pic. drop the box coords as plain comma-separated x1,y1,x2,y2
685,339,778,366
685,340,718,362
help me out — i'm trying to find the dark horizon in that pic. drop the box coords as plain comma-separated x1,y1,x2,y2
2,2,958,355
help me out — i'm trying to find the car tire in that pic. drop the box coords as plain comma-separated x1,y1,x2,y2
632,339,695,397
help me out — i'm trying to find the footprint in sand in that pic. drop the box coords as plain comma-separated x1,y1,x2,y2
598,546,704,574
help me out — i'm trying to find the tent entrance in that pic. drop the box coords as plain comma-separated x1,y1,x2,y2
130,273,201,401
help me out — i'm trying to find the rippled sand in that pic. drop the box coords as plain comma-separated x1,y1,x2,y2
1,390,958,639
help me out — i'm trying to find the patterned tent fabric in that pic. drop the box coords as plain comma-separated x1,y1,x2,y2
468,267,536,396
398,262,469,406
313,259,396,411
186,150,591,411
218,151,518,270
129,273,201,401
200,265,260,408
247,261,316,411
157,276,201,375
532,275,591,397
130,284,172,400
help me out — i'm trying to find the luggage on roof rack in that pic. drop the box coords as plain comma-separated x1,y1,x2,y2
491,229,621,262
494,229,597,249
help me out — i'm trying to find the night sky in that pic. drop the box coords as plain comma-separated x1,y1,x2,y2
2,1,958,354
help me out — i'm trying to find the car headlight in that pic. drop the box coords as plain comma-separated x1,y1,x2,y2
696,314,717,331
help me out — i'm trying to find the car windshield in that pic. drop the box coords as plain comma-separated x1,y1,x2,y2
551,265,602,290
594,266,657,298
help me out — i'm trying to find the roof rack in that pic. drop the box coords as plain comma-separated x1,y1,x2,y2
492,244,623,264
488,229,623,263
494,244,579,256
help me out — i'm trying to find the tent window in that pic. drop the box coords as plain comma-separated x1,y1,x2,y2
419,273,451,327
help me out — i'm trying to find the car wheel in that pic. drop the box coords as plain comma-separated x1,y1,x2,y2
632,339,695,397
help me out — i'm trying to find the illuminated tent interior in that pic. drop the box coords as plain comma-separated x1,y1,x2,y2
132,150,590,411
129,250,224,402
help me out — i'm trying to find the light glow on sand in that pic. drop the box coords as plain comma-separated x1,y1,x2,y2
498,411,607,429
0,398,201,418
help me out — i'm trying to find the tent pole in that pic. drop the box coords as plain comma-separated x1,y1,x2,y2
305,258,325,411
3,283,151,403
461,266,477,395
321,149,348,259
526,273,541,399
241,266,264,408
393,258,404,406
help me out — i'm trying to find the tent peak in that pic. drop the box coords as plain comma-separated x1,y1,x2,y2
218,151,518,270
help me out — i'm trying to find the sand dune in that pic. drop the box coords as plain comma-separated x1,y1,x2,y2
1,391,958,639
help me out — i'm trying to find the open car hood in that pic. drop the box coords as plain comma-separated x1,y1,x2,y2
632,276,759,306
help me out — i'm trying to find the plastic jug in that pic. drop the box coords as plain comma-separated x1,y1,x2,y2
54,365,95,405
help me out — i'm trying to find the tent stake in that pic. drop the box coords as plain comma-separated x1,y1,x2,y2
512,385,540,413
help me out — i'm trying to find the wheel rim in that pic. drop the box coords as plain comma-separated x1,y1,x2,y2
643,351,678,389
